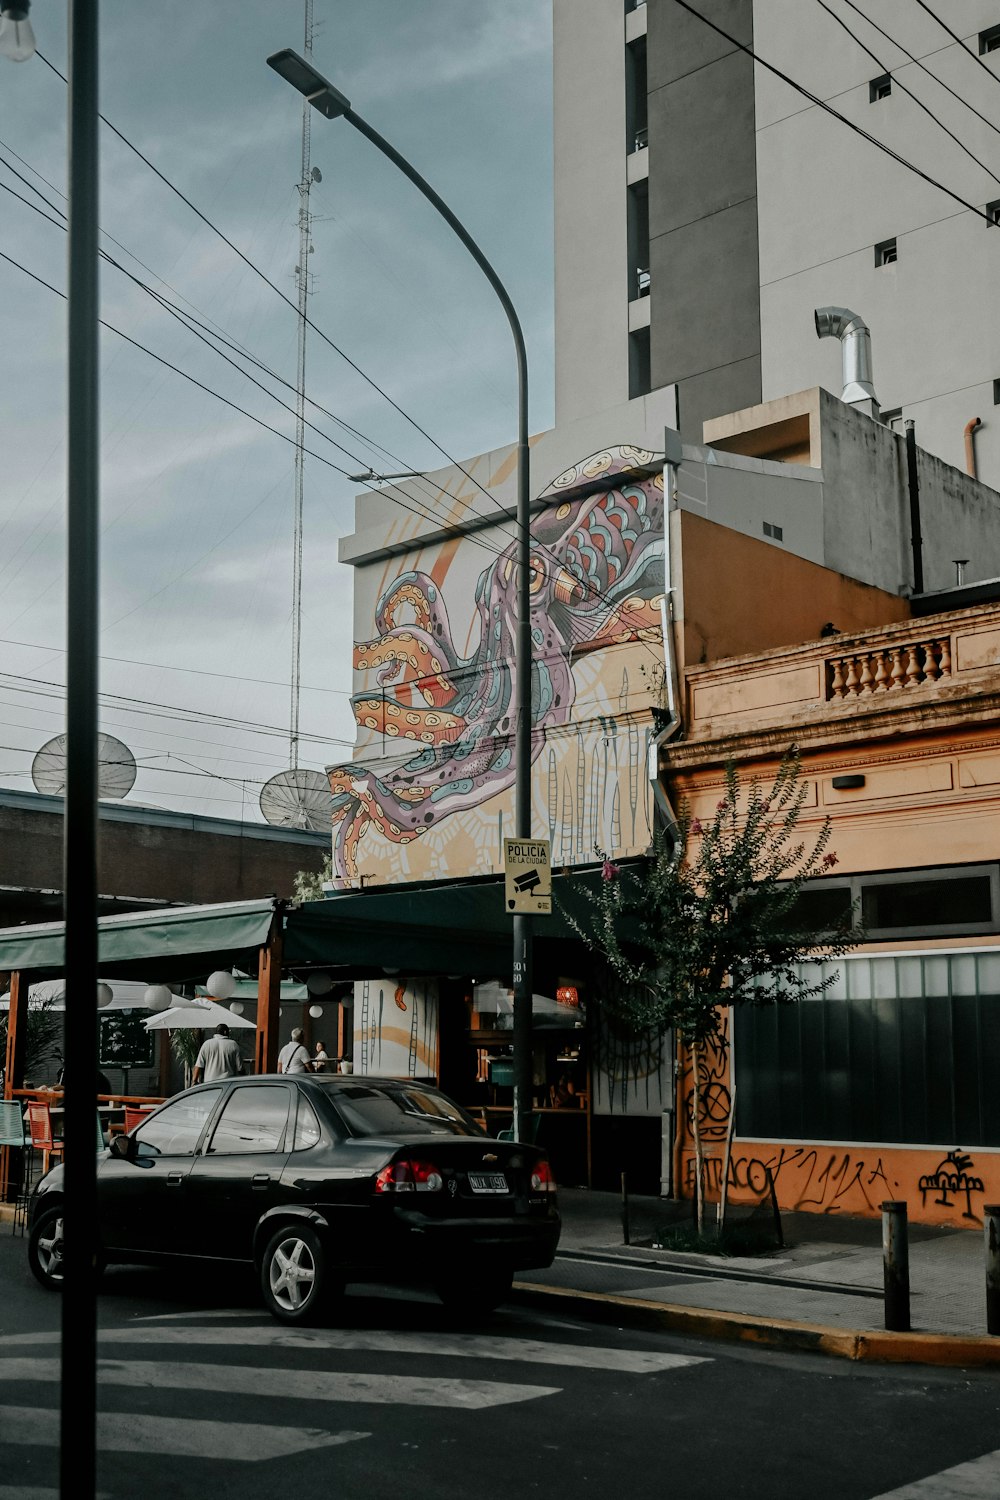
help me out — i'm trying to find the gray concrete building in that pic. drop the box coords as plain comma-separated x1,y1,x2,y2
554,0,1000,491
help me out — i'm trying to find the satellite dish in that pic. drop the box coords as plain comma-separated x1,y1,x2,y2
259,769,334,833
31,732,137,799
311,166,322,183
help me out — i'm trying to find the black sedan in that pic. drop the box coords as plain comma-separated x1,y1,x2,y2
26,1075,560,1323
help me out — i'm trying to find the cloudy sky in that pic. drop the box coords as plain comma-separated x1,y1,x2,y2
0,1,553,824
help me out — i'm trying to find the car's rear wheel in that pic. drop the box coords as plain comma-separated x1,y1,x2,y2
434,1266,513,1318
28,1205,64,1290
259,1224,338,1325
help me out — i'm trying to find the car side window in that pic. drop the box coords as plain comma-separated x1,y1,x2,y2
133,1088,222,1158
206,1085,291,1155
292,1095,321,1151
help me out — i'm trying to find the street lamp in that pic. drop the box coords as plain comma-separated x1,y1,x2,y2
0,1,36,61
268,48,535,1141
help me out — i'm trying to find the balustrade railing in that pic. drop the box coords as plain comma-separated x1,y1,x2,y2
827,636,952,699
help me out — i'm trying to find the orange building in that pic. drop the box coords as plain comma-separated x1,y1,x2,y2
663,542,1000,1230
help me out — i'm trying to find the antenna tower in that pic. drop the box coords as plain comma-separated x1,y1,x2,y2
290,0,316,769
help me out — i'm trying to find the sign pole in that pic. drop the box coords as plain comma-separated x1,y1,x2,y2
504,837,551,1142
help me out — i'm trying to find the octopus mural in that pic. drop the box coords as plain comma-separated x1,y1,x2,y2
328,446,665,884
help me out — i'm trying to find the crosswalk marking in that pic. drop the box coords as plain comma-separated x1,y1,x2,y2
2,1325,708,1374
0,1407,368,1462
870,1449,1000,1498
2,1357,559,1409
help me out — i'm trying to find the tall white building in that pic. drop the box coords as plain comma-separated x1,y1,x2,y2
554,0,1000,488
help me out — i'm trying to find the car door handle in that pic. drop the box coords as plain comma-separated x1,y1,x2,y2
166,1172,184,1188
251,1174,271,1190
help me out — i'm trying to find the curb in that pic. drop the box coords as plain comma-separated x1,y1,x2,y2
511,1280,1000,1368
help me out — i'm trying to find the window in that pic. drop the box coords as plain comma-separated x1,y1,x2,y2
627,180,649,300
787,864,1000,940
875,237,897,267
979,23,1000,54
862,875,993,932
987,200,1000,227
628,326,651,399
994,378,1000,406
133,1087,222,1158
762,521,783,541
206,1085,290,1154
293,1095,322,1151
880,407,903,431
625,36,647,154
333,1083,484,1138
869,73,892,101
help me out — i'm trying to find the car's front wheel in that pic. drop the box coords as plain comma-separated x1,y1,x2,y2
259,1224,339,1325
28,1205,65,1290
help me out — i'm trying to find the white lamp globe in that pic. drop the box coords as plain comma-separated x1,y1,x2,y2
143,984,173,1010
308,1004,324,1019
207,970,237,1001
306,972,334,996
229,1000,245,1016
96,983,113,1007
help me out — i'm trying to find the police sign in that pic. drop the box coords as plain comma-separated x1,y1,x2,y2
503,837,552,914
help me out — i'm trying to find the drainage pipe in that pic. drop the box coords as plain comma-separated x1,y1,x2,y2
905,420,924,596
964,417,982,480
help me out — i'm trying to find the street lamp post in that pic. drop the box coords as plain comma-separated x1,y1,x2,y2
267,49,535,1140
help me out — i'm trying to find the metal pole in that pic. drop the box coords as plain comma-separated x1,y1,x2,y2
984,1204,1000,1336
62,1,100,1495
881,1200,910,1333
337,108,534,1142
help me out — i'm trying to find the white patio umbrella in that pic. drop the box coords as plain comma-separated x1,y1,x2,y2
144,996,255,1031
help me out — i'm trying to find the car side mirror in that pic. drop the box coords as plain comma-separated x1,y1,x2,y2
109,1132,137,1163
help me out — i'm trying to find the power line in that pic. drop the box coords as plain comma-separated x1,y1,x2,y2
814,0,1000,189
35,48,535,528
911,2,1000,92
839,0,1000,146
670,0,995,225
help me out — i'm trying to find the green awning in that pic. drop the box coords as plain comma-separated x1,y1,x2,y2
0,898,277,980
283,865,628,979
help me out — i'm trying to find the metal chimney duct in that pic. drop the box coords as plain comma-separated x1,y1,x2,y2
814,306,878,409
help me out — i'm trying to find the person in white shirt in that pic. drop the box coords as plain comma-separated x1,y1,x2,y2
311,1041,329,1073
192,1024,244,1084
277,1028,311,1074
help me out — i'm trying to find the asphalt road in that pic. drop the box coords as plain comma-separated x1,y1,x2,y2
1,1233,999,1500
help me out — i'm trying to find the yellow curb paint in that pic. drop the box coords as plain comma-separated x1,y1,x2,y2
512,1281,1000,1367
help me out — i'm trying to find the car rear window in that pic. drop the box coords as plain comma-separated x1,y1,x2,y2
332,1084,483,1138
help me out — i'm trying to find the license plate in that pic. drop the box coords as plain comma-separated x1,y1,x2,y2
468,1172,508,1194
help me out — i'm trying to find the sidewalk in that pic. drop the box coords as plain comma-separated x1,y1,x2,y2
513,1188,1000,1366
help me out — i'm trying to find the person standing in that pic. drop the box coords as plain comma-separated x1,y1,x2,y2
311,1040,329,1073
192,1023,244,1084
277,1027,311,1074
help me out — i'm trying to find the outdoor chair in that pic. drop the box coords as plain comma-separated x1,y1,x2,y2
0,1101,29,1235
123,1106,148,1133
25,1101,64,1177
497,1115,541,1144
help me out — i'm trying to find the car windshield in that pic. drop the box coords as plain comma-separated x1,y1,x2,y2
332,1084,484,1138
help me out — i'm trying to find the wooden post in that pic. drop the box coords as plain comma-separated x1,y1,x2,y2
255,914,283,1076
1,969,29,1202
336,993,349,1062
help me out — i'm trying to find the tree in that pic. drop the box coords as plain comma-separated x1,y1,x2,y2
568,749,857,1232
294,853,333,904
0,989,62,1086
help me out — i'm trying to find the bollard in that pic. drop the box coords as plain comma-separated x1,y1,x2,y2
984,1204,1000,1336
882,1200,911,1333
621,1171,630,1246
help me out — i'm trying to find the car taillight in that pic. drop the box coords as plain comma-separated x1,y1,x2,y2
529,1157,556,1194
374,1156,444,1194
